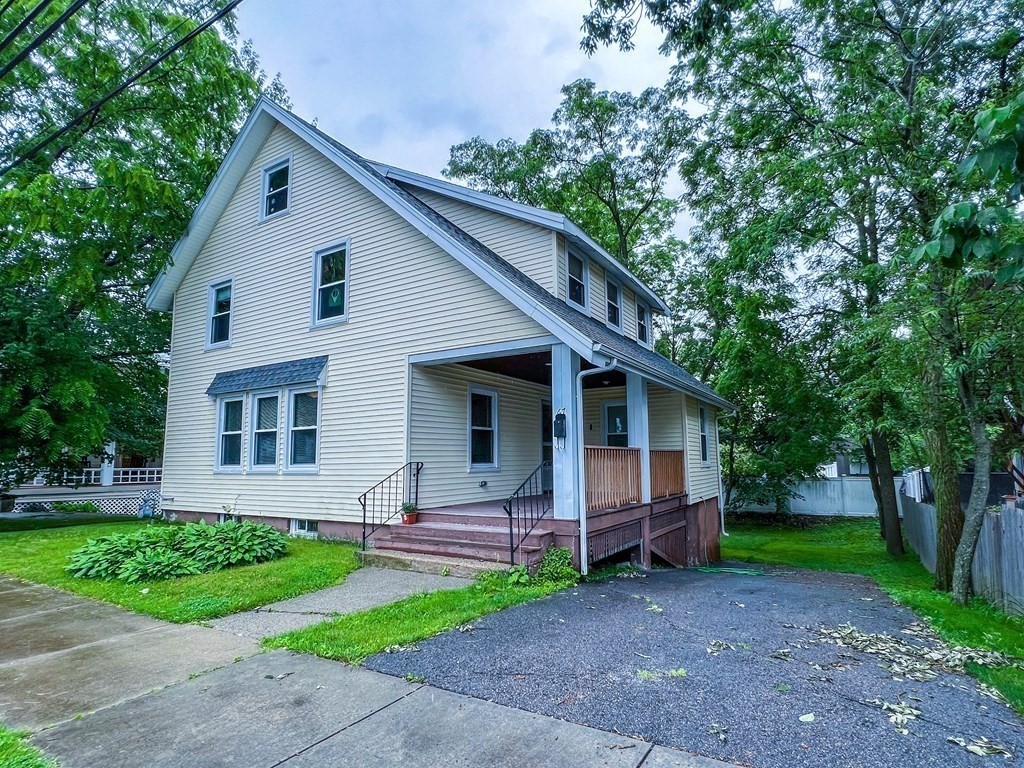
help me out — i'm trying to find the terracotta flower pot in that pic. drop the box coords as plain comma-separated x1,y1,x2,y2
401,511,419,525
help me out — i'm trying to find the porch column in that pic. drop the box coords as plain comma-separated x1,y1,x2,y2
551,343,580,519
100,441,116,487
626,373,651,503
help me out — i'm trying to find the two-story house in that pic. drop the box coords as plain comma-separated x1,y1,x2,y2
147,98,731,573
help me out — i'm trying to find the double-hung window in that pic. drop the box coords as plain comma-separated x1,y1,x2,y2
637,302,650,345
250,394,279,469
217,397,243,470
468,387,498,470
288,389,319,469
313,242,349,324
567,251,587,309
208,279,232,348
699,406,710,464
261,158,290,219
606,279,622,329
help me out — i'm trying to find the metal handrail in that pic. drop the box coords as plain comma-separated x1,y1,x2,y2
360,462,423,550
503,460,553,566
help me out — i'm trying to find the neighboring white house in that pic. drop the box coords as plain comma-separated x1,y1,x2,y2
147,98,732,571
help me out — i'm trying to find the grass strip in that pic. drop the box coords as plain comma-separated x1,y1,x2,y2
0,520,360,622
723,518,1024,712
0,723,57,768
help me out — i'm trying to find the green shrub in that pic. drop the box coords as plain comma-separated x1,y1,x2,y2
535,546,579,587
65,521,288,583
52,501,102,515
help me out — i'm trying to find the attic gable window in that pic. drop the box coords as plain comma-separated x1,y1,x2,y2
207,279,232,349
606,279,622,329
567,251,587,309
261,157,290,220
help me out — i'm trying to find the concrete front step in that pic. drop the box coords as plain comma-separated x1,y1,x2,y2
373,536,535,564
354,549,498,578
387,521,553,548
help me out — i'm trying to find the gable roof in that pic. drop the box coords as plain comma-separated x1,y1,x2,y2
368,162,670,314
146,98,731,410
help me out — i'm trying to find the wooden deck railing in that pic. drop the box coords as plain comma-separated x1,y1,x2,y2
585,446,642,512
651,450,685,499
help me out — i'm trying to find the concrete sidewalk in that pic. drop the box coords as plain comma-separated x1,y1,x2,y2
210,566,474,638
32,649,729,768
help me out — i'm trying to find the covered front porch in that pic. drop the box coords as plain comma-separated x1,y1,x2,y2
360,336,712,570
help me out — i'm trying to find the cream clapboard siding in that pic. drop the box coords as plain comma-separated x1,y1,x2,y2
409,364,548,505
648,385,685,450
163,123,548,521
685,397,721,501
581,386,625,446
407,189,556,292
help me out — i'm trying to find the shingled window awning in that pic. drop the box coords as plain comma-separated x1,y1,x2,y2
206,356,328,397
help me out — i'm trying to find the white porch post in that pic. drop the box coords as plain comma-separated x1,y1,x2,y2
551,343,580,519
100,441,116,487
627,373,651,503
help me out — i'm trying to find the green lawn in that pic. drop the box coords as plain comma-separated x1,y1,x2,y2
0,520,360,622
266,577,566,664
0,723,55,768
723,517,1024,711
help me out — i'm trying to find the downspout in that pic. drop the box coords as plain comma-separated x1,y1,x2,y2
575,358,619,576
716,411,728,538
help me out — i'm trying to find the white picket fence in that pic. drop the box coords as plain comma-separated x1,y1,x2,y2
740,476,902,517
903,494,1024,616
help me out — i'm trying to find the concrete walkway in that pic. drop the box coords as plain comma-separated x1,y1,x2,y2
210,567,475,638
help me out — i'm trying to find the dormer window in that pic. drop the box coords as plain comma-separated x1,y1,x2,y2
606,279,621,329
261,158,290,220
567,251,588,309
207,278,232,349
637,302,650,345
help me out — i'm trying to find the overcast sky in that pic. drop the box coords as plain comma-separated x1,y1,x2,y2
235,0,673,176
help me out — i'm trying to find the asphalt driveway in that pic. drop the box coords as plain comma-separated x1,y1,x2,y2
366,565,1024,768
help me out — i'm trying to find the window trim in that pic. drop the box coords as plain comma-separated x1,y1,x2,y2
259,154,292,222
602,399,629,447
605,277,623,331
699,405,710,466
310,238,351,328
289,518,319,538
248,391,281,472
214,395,245,473
285,386,321,473
566,249,588,310
636,301,651,347
467,385,500,472
205,277,233,350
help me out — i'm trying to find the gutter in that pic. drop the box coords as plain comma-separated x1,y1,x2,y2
575,358,619,576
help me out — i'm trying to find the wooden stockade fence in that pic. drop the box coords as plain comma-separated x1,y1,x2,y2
651,450,685,499
903,492,1024,616
584,446,642,512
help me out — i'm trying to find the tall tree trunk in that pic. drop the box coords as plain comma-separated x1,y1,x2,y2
951,418,993,604
921,356,963,591
862,438,885,539
872,429,905,556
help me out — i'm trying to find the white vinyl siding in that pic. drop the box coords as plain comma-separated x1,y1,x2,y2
686,397,720,500
162,123,547,520
648,385,684,450
409,364,548,505
407,188,557,293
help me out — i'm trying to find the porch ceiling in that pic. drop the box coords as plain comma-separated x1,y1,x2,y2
460,352,551,386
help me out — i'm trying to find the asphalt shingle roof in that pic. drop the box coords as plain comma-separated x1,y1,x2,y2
294,115,727,408
206,356,328,397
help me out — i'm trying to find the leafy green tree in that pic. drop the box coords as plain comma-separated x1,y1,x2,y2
446,79,686,283
0,1,286,487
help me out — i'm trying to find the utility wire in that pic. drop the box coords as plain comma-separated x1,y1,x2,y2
0,0,88,82
1,0,245,177
0,0,53,57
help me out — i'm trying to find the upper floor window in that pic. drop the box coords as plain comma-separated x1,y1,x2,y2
288,389,319,469
217,397,243,470
207,279,232,348
637,302,650,345
261,158,290,220
606,279,621,329
567,251,587,309
313,242,349,325
699,406,710,464
469,387,499,470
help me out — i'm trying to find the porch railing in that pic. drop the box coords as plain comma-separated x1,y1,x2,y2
360,462,423,550
503,460,553,566
651,450,685,499
113,468,162,484
584,446,641,512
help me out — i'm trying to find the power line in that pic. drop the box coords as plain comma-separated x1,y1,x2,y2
0,0,54,57
0,0,88,83
1,0,246,177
